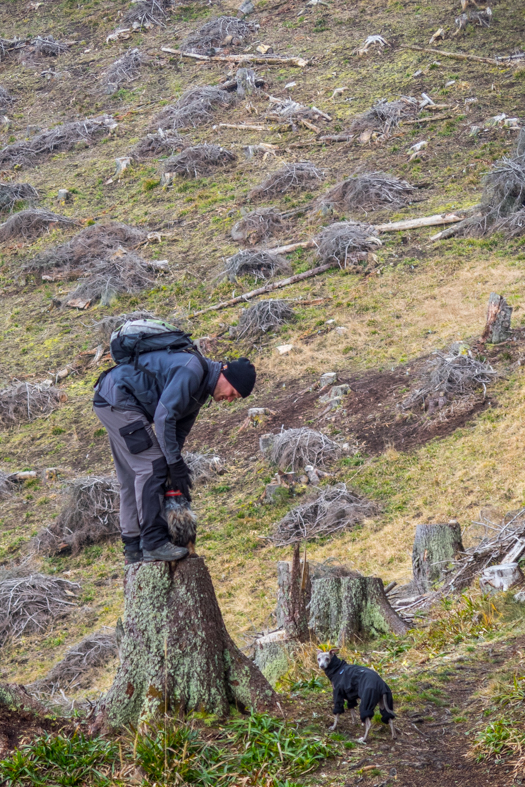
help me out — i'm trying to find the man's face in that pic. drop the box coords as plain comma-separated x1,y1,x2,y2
213,373,242,403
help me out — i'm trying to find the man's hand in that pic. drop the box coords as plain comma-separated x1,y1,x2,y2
169,458,193,502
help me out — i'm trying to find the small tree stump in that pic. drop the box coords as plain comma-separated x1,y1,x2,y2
481,292,512,344
309,574,409,643
91,557,277,732
412,521,464,593
276,544,311,641
253,629,292,684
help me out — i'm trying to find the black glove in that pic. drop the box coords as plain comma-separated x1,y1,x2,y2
169,458,193,502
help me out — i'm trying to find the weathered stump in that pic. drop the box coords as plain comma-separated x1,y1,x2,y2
481,292,512,344
253,629,292,684
309,575,409,643
412,521,464,593
276,544,311,641
91,556,277,732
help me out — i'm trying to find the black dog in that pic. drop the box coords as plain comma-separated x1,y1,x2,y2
317,648,396,743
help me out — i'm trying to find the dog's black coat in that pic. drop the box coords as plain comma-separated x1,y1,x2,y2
323,655,395,723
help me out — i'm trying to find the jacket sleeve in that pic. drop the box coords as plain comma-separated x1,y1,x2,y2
153,360,204,464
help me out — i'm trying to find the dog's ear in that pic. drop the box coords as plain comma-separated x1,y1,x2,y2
329,648,340,655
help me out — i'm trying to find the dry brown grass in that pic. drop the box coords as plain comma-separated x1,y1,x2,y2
163,144,237,179
180,17,256,54
0,209,75,242
248,162,325,201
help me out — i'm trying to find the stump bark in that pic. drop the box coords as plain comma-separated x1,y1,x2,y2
481,292,512,344
91,556,277,732
276,544,311,641
309,575,409,643
412,521,464,593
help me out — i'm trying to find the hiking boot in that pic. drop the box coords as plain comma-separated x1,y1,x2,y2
142,541,188,563
124,544,143,565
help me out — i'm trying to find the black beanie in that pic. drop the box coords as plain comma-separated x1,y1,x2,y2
222,357,256,398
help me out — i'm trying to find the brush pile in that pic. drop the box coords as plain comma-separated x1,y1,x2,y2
0,382,63,428
64,252,157,306
351,97,419,135
248,162,325,200
267,97,330,125
0,37,24,62
180,17,256,54
32,36,68,56
0,183,38,214
154,86,235,130
271,483,376,545
125,0,173,28
132,129,185,159
235,299,295,339
315,221,381,267
0,116,116,168
0,86,14,110
36,476,120,556
231,208,286,245
321,172,416,212
0,574,80,644
163,144,237,179
402,344,497,412
0,208,75,242
33,629,117,692
104,49,146,94
224,249,291,282
269,427,341,472
94,310,156,342
184,451,223,481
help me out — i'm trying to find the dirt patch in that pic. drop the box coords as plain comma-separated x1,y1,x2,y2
0,699,66,756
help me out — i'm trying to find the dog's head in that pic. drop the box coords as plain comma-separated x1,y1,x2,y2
317,648,339,670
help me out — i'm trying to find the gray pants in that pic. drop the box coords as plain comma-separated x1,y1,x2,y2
94,406,170,550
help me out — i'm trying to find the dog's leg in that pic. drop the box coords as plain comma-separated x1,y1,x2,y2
389,719,397,739
350,708,357,725
329,715,339,731
357,717,371,744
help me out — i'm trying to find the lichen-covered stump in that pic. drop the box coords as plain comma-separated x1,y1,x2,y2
91,557,277,732
412,521,464,593
309,575,409,643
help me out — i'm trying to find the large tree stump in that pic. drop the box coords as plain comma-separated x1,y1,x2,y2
309,575,409,643
91,557,277,732
276,544,311,641
481,292,512,344
412,521,464,593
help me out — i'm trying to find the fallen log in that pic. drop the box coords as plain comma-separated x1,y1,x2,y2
374,212,463,232
399,44,502,66
218,123,267,131
161,47,309,67
402,114,453,125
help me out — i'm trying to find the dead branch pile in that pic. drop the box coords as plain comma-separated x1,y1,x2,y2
26,222,147,274
0,382,62,428
315,221,381,267
0,208,75,242
224,249,291,282
33,629,117,692
0,183,38,213
154,86,235,130
270,427,341,471
321,172,416,212
184,451,223,481
402,344,497,411
455,8,492,31
180,17,255,54
104,49,146,94
235,299,295,339
94,310,156,341
0,574,80,644
271,483,376,546
231,208,286,245
267,97,329,124
351,97,419,135
0,116,116,168
309,559,361,580
0,86,14,109
163,144,237,179
63,251,156,306
125,0,173,28
132,129,185,159
32,36,68,56
0,470,14,499
248,162,325,200
35,476,120,556
0,37,24,62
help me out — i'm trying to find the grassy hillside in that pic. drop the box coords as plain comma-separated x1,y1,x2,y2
1,0,525,783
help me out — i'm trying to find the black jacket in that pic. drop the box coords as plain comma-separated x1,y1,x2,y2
325,656,394,722
94,352,221,464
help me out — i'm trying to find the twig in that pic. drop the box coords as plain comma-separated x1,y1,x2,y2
161,47,308,67
402,114,453,125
